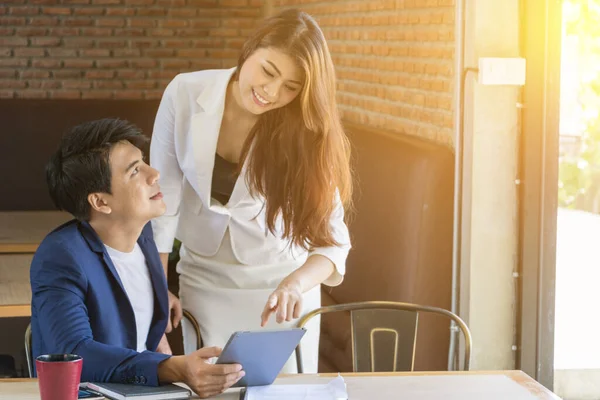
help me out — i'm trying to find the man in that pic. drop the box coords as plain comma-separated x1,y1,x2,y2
30,118,244,398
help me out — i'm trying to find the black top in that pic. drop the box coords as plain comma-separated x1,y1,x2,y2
211,153,238,205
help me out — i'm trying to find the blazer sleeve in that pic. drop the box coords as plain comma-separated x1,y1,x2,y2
30,244,170,386
307,190,351,286
150,76,184,253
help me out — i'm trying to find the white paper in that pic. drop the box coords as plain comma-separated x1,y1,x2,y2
245,375,348,400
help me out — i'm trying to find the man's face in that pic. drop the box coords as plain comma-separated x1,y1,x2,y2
101,141,165,223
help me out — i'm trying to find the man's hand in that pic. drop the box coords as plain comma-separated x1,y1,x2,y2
158,347,244,399
166,290,183,333
156,334,172,355
260,279,303,327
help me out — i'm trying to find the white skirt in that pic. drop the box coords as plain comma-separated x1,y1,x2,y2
177,230,321,373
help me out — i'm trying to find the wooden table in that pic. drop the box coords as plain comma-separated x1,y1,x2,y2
0,211,71,318
0,371,562,399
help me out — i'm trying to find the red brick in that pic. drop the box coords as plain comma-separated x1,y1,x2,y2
26,16,58,25
82,90,113,99
128,19,155,28
95,59,128,68
0,59,27,68
0,48,12,57
105,8,135,16
188,0,217,6
125,0,154,4
96,18,125,27
97,39,126,48
112,48,142,57
92,0,122,4
169,9,196,18
177,49,206,58
42,7,71,15
63,38,95,48
63,59,94,68
0,80,26,89
115,90,144,99
73,7,104,15
79,48,110,57
150,29,175,37
0,37,27,46
147,70,176,79
14,48,45,57
209,28,238,37
192,38,224,48
63,17,94,26
131,39,158,48
48,27,78,35
0,17,27,25
219,0,246,5
144,48,174,57
160,20,188,28
46,48,77,57
62,80,91,89
162,39,189,47
80,28,112,36
20,70,49,78
27,81,43,89
94,80,123,89
126,80,156,89
0,28,14,35
114,28,145,36
129,59,157,68
9,7,40,15
0,91,14,99
156,0,185,5
137,8,167,17
30,37,61,46
162,59,190,69
85,70,115,79
17,90,48,98
51,90,81,99
53,70,83,78
0,70,18,78
177,29,209,37
62,0,91,3
207,49,237,58
32,59,61,68
116,69,145,79
189,19,220,28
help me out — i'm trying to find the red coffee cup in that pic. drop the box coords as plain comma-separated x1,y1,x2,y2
36,354,83,400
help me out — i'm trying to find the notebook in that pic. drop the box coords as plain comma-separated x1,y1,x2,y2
85,382,191,400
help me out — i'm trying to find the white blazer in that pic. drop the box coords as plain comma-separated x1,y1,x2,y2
150,67,351,276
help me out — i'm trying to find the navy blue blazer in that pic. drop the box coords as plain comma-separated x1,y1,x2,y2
30,220,171,386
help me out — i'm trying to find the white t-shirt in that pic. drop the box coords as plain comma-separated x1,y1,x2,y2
105,243,155,353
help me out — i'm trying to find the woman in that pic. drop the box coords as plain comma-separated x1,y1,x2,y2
150,8,352,373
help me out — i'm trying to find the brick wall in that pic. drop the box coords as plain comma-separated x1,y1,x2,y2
0,0,262,100
273,0,456,145
1,0,456,144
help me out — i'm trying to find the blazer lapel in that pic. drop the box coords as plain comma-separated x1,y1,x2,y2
138,232,169,350
190,67,238,210
79,221,127,295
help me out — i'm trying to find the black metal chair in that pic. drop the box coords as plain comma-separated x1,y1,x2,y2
295,301,472,373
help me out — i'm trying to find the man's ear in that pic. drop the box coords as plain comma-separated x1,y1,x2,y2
88,193,112,215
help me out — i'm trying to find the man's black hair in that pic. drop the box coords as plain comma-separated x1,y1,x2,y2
45,118,148,220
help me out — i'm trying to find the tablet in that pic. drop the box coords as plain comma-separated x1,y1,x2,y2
216,328,306,387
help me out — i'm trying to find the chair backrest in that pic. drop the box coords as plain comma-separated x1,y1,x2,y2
295,301,471,373
24,323,33,378
182,309,202,353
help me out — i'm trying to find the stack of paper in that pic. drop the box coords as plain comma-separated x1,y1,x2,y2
243,375,348,400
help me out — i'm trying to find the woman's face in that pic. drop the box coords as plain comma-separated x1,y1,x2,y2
236,47,304,115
